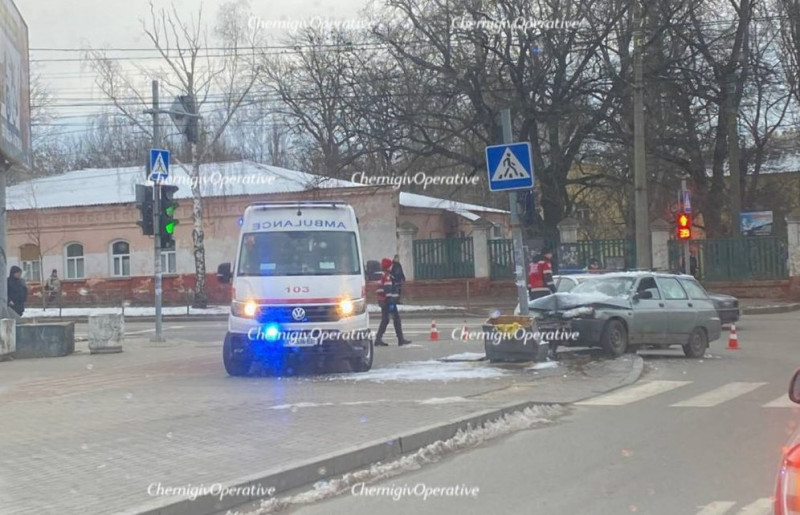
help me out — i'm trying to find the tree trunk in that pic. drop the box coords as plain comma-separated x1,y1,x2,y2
191,152,207,308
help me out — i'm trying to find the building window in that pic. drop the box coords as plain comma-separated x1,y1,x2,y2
160,249,177,274
111,240,131,277
65,243,85,279
20,243,42,282
492,225,503,238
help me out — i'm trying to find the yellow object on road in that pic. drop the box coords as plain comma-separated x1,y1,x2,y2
494,323,524,335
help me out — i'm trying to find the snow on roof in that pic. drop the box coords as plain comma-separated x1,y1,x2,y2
7,161,358,210
8,161,507,217
399,192,507,214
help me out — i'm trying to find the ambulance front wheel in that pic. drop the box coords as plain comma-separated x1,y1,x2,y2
223,333,253,377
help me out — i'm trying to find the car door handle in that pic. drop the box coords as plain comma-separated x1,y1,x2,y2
659,303,664,307
688,303,693,307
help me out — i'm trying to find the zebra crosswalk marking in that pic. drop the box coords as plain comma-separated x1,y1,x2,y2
696,501,735,514
670,382,767,408
575,381,691,406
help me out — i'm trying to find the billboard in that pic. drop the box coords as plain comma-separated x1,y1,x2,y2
740,211,773,236
0,0,30,169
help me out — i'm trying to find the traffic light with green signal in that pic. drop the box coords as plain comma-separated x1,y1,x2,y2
159,185,180,249
135,184,154,236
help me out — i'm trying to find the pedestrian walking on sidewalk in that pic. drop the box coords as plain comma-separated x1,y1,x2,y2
375,257,411,347
7,266,27,316
44,269,61,307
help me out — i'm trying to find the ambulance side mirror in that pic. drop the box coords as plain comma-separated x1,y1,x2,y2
216,262,232,284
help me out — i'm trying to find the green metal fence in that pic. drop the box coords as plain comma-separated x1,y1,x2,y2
557,239,637,273
668,237,788,281
489,239,515,279
413,237,475,279
487,237,636,278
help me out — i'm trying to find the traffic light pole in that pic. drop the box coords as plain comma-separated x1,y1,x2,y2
681,179,690,275
151,80,165,342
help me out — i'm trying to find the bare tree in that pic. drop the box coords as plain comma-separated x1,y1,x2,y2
86,0,264,307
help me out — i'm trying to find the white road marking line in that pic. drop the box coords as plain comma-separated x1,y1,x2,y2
670,382,767,408
575,381,692,406
736,498,772,514
696,501,735,515
763,395,797,408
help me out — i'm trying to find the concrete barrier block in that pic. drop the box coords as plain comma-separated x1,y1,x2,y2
0,319,15,358
88,314,124,354
15,322,75,358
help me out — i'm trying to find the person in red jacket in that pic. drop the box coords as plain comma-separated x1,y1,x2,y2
375,257,411,346
528,249,556,300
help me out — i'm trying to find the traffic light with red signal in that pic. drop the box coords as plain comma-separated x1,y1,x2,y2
677,212,692,240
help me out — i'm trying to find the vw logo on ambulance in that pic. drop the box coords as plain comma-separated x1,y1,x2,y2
291,307,306,321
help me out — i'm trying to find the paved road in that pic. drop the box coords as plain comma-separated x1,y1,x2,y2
3,314,633,515
270,314,799,515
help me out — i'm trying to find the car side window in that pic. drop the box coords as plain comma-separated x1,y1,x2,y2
678,278,709,300
636,277,661,300
657,277,688,300
558,279,576,292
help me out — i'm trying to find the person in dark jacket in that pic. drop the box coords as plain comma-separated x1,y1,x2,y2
390,254,406,301
7,266,27,316
375,258,411,347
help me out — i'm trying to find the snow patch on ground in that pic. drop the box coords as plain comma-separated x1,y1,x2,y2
246,404,565,514
268,402,335,410
329,360,506,382
417,397,472,405
21,304,461,318
22,306,230,318
367,304,464,313
439,352,486,362
527,361,559,371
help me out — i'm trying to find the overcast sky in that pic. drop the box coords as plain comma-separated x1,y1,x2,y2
18,0,368,129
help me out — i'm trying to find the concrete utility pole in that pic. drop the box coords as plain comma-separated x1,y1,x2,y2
633,0,652,269
727,79,742,236
150,81,164,342
501,109,530,316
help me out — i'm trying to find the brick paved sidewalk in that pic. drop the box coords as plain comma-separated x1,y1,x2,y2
0,335,637,515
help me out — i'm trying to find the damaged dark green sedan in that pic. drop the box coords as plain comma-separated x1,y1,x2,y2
524,272,722,358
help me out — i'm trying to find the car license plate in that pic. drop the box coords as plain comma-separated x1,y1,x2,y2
284,334,318,347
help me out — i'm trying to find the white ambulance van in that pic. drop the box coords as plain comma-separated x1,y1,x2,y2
216,202,373,376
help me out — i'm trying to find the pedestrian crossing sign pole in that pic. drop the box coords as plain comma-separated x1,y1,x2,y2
486,111,534,315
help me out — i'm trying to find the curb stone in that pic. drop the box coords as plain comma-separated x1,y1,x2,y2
122,355,645,515
741,303,800,315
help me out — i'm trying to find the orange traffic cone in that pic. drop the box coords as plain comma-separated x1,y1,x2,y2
727,324,740,350
430,320,439,341
461,320,468,341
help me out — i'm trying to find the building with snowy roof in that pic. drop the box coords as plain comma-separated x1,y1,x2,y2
6,161,509,305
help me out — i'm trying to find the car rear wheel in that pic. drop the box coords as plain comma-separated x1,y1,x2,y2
683,328,708,358
223,336,252,377
602,320,628,357
350,339,374,372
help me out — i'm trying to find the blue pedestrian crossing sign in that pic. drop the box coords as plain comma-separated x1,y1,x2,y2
485,142,533,192
149,149,170,182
